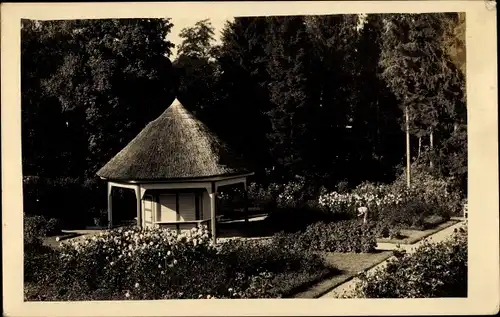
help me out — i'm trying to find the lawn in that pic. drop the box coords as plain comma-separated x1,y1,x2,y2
292,250,394,298
376,220,459,245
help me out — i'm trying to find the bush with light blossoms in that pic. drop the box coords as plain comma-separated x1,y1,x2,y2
318,182,408,218
57,225,214,295
25,222,339,301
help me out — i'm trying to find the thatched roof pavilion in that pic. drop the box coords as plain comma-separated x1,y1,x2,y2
97,98,253,243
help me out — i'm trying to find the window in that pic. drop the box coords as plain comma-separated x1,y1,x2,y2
158,194,177,222
178,193,196,221
157,192,199,222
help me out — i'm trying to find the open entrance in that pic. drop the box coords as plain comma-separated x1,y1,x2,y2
110,187,137,226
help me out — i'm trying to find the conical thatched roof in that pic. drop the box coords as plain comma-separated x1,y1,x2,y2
96,99,251,181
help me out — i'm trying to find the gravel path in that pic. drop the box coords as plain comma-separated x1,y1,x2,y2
320,221,467,298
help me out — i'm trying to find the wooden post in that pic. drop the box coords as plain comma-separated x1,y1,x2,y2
209,192,217,244
107,183,113,229
135,186,142,229
406,105,411,188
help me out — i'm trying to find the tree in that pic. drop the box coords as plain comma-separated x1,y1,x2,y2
35,19,177,178
177,19,216,60
442,13,466,77
21,20,86,178
22,18,178,223
214,17,274,181
304,15,364,186
264,16,318,181
379,13,465,185
174,19,219,117
352,14,405,183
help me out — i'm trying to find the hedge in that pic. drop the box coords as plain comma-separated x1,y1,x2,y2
349,226,467,298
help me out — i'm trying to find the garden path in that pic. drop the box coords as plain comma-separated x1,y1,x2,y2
319,220,467,298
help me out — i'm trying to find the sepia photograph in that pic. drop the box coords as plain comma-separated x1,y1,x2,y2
2,1,498,316
21,11,469,301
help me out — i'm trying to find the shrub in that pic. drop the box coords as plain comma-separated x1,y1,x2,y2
318,182,405,220
378,199,432,229
24,214,62,250
248,176,319,211
335,179,350,194
275,220,378,253
319,169,463,231
25,225,336,300
391,166,464,217
24,215,48,248
371,221,404,239
216,239,334,297
276,176,310,209
24,245,60,284
350,226,467,298
247,182,278,205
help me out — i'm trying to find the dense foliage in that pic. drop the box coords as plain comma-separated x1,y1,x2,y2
22,18,178,224
350,226,467,298
22,14,467,301
318,167,463,226
24,226,336,300
22,14,466,227
24,214,62,249
275,220,378,253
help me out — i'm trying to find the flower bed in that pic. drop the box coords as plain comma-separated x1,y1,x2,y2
349,226,468,298
24,225,337,300
274,220,378,253
376,220,459,245
318,170,465,237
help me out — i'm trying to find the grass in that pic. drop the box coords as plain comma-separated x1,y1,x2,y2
277,267,340,298
292,250,394,298
376,220,459,245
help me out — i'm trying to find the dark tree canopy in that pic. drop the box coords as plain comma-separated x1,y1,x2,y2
21,14,467,223
22,19,177,179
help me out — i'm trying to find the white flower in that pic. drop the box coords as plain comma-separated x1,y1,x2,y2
357,206,368,215
55,237,60,242
125,291,130,298
135,282,140,288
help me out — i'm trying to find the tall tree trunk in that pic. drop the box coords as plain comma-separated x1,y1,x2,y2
429,128,434,169
406,105,411,188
